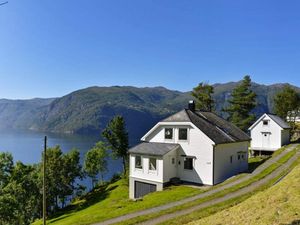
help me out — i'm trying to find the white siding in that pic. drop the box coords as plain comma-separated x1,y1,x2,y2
214,141,249,184
129,154,163,183
163,149,177,183
145,123,214,185
250,115,283,151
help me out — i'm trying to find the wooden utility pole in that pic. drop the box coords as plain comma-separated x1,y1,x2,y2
43,136,47,225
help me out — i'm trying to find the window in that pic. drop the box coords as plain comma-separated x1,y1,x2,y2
230,155,233,164
135,156,142,169
149,158,157,171
171,158,175,164
178,128,188,140
165,128,173,139
263,120,269,126
184,157,193,170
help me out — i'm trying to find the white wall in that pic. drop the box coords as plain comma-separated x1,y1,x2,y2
145,123,215,185
214,141,248,184
250,115,282,150
129,154,164,183
163,149,178,183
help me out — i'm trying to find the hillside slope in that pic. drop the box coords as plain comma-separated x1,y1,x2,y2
0,82,299,143
189,162,300,225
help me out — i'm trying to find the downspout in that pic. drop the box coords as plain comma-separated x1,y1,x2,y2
212,144,215,185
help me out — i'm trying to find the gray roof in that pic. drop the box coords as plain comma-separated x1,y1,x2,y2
164,109,250,144
162,109,190,122
267,114,290,129
129,142,180,156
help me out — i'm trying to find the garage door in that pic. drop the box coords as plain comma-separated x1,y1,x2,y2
134,181,156,198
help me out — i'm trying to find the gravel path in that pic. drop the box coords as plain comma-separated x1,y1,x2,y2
140,145,300,225
94,144,299,225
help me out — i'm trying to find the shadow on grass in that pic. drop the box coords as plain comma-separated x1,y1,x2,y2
285,220,300,225
248,157,270,173
48,214,72,224
48,183,119,222
75,184,119,211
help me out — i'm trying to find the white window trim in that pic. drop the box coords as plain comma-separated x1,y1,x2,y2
148,158,157,172
134,155,143,171
183,157,194,171
178,128,189,142
262,119,270,126
164,127,174,141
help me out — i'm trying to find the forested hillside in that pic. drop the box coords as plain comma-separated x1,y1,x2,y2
0,82,299,143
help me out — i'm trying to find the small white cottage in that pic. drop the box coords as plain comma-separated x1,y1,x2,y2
128,101,250,199
248,113,290,153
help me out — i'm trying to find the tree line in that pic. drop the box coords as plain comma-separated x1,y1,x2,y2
0,115,129,225
0,75,299,224
192,75,300,133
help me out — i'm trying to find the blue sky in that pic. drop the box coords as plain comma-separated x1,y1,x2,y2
0,1,299,99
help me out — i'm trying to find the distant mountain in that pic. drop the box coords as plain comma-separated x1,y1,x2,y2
0,83,299,143
0,98,55,130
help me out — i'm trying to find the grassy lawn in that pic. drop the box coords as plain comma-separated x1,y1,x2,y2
188,159,300,225
32,144,296,225
114,145,299,225
32,179,203,225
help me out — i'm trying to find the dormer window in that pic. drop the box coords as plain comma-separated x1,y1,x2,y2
165,128,173,139
263,120,269,126
178,128,188,140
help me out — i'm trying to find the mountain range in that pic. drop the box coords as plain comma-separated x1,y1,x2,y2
0,82,299,143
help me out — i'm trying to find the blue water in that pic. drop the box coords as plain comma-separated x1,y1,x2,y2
0,129,123,190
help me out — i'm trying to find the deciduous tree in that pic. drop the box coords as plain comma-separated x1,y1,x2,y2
274,85,300,121
84,141,108,188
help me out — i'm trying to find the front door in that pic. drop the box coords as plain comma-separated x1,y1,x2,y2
262,132,270,148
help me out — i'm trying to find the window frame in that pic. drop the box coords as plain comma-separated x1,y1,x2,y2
262,120,269,126
178,128,188,141
183,157,193,170
149,157,157,171
164,128,174,140
171,157,175,165
135,155,143,169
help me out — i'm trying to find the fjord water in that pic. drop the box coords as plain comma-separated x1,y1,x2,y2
0,129,123,189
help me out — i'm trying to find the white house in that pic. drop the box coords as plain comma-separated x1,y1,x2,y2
128,101,250,199
248,113,290,153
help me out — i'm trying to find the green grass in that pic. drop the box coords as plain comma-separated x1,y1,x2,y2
32,144,296,225
113,145,299,225
33,154,268,225
186,156,300,225
32,180,203,225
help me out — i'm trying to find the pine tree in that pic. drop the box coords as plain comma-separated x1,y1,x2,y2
191,82,214,111
223,75,256,131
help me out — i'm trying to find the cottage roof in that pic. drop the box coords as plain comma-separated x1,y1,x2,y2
163,109,251,144
128,142,180,156
248,113,291,130
267,114,291,129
